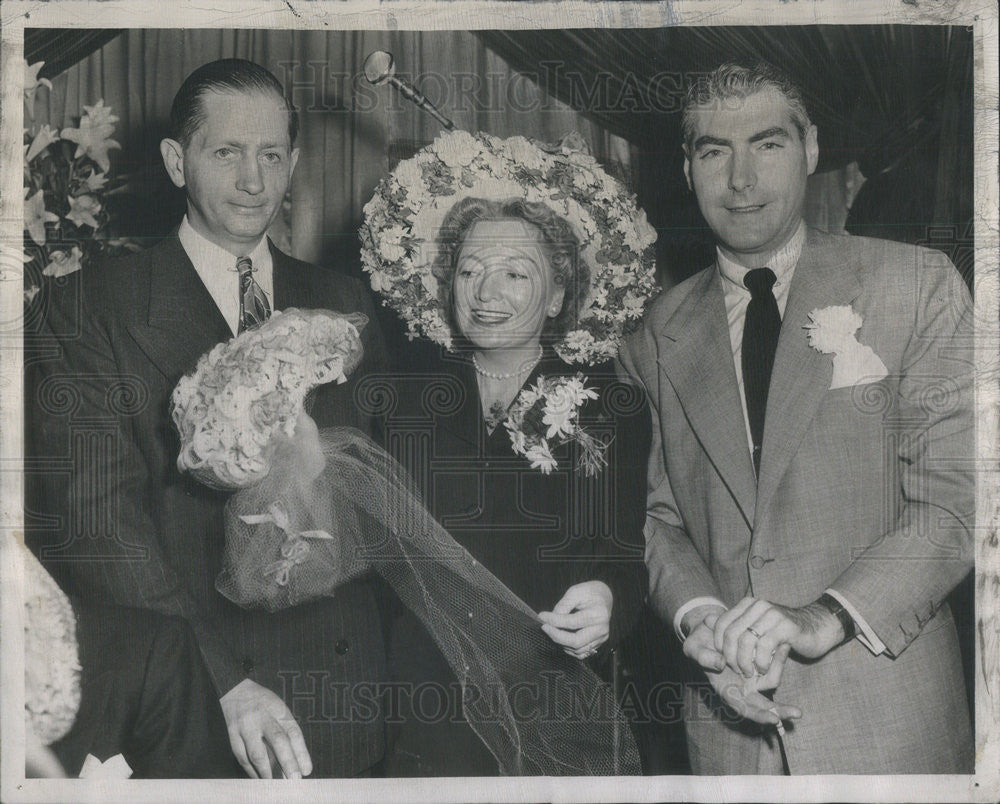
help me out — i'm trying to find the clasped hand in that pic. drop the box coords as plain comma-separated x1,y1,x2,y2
538,580,613,660
682,596,844,727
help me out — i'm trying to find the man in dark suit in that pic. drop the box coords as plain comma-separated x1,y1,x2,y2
26,59,389,779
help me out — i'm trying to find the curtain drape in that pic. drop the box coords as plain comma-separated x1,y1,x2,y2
31,29,631,272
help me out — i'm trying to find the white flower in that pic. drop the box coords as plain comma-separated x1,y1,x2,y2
433,130,480,169
23,61,52,118
25,125,59,162
61,101,121,173
394,158,424,187
543,388,578,439
66,194,101,229
83,171,108,192
562,329,594,353
609,266,632,288
805,304,863,354
369,270,391,293
378,239,406,263
525,442,557,474
24,189,59,246
42,247,83,277
504,136,546,171
81,99,119,131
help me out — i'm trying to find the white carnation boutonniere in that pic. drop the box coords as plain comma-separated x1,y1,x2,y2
501,374,608,475
804,304,888,390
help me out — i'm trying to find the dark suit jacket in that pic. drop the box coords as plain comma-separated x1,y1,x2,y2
376,346,649,775
26,234,390,777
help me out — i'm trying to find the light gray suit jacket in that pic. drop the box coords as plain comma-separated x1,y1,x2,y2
620,228,974,774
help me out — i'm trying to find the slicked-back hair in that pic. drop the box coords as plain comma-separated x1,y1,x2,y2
432,196,591,343
169,58,298,148
682,61,811,150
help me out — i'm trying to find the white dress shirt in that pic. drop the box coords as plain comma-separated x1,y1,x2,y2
178,216,274,336
672,221,885,655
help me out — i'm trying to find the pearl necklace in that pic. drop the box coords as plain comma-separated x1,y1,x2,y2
472,345,543,380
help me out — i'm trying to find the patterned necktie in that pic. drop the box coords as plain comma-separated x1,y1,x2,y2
742,267,781,478
236,256,271,334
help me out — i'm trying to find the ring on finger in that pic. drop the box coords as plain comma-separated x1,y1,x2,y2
747,626,763,639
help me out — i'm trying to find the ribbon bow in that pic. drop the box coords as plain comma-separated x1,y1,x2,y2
239,502,333,586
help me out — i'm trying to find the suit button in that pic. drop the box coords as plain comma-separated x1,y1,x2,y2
335,639,350,655
749,555,766,569
242,658,255,674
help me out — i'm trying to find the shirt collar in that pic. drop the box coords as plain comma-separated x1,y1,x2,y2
716,220,806,293
177,215,273,275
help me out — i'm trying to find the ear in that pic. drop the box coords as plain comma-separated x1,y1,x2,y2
682,146,693,191
804,124,819,176
160,138,186,189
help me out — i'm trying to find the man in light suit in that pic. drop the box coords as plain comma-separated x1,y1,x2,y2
27,59,389,779
619,61,974,774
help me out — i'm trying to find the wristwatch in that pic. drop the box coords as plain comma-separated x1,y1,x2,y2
817,593,856,643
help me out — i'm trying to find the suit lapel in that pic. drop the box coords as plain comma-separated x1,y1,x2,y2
125,235,231,381
658,269,757,525
434,356,485,452
754,231,862,520
271,243,302,309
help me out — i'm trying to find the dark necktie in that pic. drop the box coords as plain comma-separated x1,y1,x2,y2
236,256,271,334
742,267,781,478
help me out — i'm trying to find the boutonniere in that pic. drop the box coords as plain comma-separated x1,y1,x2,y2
499,373,608,475
804,305,888,390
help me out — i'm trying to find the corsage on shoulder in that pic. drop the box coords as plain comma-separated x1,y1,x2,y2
499,373,607,475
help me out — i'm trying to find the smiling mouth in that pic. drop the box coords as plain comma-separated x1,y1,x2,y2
471,309,512,324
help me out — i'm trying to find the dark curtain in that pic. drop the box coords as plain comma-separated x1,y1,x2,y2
478,26,974,287
25,29,124,79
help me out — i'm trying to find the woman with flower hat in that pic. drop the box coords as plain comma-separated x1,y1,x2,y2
170,306,642,777
361,130,660,775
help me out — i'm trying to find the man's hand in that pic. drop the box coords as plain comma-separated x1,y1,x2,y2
538,580,613,659
705,643,801,726
713,596,846,678
219,679,312,779
681,605,728,672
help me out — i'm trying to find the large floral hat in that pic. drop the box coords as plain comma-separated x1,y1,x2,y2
171,309,365,490
360,129,659,365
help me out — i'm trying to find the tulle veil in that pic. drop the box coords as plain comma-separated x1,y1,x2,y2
217,426,641,775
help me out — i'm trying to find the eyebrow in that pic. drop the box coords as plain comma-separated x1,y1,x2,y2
692,126,791,151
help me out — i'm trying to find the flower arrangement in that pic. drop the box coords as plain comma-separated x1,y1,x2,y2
499,373,607,475
171,309,365,490
360,129,660,366
22,60,137,302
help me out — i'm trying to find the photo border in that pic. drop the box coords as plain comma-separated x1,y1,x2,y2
2,1,997,801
